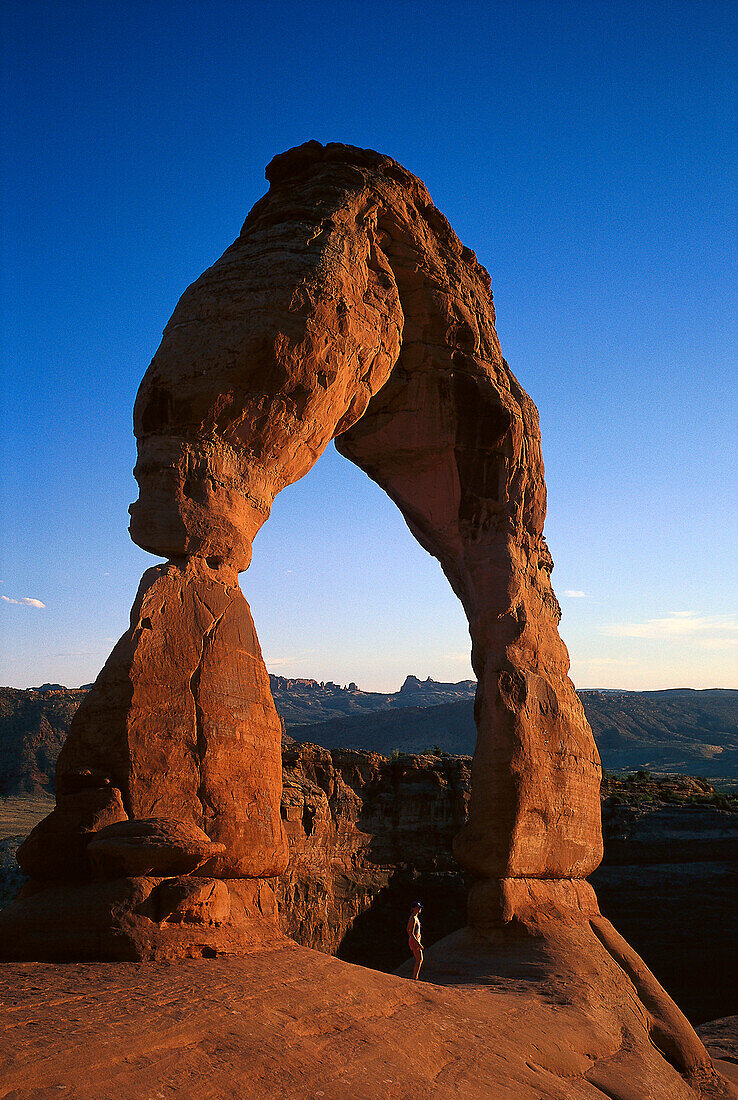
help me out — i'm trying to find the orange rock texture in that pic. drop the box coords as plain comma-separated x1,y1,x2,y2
4,558,288,957
131,139,602,898
3,140,602,955
55,559,287,879
1,945,735,1100
0,145,733,1095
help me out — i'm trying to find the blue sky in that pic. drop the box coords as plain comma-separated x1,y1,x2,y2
1,0,736,691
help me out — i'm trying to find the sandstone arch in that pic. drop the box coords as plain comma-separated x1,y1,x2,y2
130,140,603,891
3,143,729,1099
6,141,603,954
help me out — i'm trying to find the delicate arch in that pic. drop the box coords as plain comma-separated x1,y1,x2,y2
130,141,602,883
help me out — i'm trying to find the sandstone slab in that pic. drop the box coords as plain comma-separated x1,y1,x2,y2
0,937,735,1099
0,875,281,961
86,818,225,878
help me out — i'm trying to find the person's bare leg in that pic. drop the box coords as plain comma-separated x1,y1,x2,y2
411,942,423,980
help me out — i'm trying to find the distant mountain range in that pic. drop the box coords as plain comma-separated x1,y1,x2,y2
284,681,738,780
269,673,477,725
1,678,736,795
0,687,87,796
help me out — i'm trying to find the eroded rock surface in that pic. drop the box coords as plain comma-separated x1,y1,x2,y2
2,557,288,957
1,140,605,958
0,949,735,1100
129,140,602,902
0,143,730,1093
52,558,287,881
278,744,470,956
86,818,225,879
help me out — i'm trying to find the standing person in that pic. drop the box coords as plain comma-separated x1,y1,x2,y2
407,902,424,980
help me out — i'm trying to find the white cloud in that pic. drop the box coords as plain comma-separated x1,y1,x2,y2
564,590,587,598
573,656,635,668
697,637,738,649
267,651,315,668
604,612,738,641
1,595,46,608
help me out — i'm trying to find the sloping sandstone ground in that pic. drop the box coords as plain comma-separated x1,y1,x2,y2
1,942,736,1100
698,1018,738,1075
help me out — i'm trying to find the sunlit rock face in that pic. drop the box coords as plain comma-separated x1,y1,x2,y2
54,558,287,880
4,141,602,961
3,144,729,1096
131,140,603,898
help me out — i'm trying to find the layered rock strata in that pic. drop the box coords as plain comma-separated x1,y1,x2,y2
278,744,471,957
277,745,738,1026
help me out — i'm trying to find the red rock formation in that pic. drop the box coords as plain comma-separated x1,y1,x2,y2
2,141,598,958
1,143,731,1094
4,558,287,957
54,559,286,879
129,141,602,919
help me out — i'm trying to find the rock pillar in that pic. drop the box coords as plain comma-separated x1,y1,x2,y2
1,558,287,958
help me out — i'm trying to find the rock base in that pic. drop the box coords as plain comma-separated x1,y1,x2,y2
1,941,735,1099
0,875,285,961
468,876,601,929
396,917,734,1099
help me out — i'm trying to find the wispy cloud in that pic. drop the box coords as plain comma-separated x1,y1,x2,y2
1,595,46,608
604,611,738,643
267,651,315,668
696,637,738,649
573,656,635,668
564,590,587,598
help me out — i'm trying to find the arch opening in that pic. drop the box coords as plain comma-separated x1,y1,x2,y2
126,138,604,889
4,144,604,964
